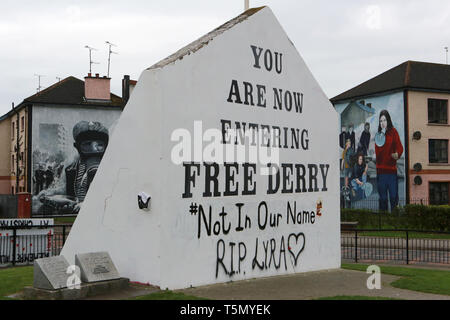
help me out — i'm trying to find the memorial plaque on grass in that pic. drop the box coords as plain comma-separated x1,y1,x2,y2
33,256,70,290
75,252,120,282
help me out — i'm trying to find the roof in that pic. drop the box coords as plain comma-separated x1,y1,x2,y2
21,76,124,107
331,61,450,102
148,6,266,70
351,101,376,114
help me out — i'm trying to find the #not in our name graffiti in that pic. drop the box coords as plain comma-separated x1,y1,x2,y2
187,200,315,277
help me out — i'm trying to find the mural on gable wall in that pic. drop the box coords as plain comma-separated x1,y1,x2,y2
31,107,121,215
335,92,406,211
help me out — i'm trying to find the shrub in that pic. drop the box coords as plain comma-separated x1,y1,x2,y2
341,205,450,231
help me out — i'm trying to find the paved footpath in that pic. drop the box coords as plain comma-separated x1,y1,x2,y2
177,266,450,300
84,263,450,300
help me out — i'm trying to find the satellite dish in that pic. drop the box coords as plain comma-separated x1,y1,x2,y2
413,131,422,140
414,176,422,185
375,132,385,147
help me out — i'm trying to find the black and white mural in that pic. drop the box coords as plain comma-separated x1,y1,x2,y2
31,107,121,215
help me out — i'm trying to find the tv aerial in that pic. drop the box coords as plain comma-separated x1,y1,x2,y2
34,74,45,92
106,41,118,78
445,47,448,65
84,45,100,74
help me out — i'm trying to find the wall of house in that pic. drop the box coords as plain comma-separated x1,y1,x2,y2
408,90,450,202
31,105,122,216
0,117,11,194
409,174,449,203
334,91,407,209
10,107,28,195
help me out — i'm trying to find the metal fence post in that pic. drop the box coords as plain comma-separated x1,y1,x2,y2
62,225,66,246
12,227,17,266
406,230,409,265
355,230,358,263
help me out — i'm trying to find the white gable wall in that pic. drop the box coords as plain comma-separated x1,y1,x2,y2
62,7,340,290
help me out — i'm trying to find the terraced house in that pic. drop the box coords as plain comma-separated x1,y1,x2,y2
0,74,139,217
332,61,449,208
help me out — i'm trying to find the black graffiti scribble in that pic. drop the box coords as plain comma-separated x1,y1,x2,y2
287,232,305,266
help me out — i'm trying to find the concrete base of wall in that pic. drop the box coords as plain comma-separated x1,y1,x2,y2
22,277,129,300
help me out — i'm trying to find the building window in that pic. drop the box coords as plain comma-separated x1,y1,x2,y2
12,122,14,139
429,139,448,163
11,186,14,194
21,116,24,131
12,155,14,169
428,99,448,124
430,182,449,205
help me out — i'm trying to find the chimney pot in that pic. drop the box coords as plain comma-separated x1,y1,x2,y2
95,73,99,78
88,73,92,77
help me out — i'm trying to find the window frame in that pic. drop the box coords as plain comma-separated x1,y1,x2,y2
429,181,450,205
428,139,449,164
428,98,448,124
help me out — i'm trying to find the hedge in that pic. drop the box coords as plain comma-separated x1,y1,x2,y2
341,204,450,231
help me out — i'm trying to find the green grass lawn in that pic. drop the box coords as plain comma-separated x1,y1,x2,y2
342,263,450,296
356,231,450,239
316,295,401,300
132,290,207,300
54,217,76,224
0,266,33,299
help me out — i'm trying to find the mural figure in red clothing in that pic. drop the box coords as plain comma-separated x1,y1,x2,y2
374,110,403,211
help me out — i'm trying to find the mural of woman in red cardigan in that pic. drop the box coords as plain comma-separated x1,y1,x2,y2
375,110,403,211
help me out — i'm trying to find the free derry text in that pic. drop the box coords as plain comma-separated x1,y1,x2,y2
181,45,331,198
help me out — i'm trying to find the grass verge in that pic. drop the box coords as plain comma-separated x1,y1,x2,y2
0,266,33,299
316,295,401,300
132,290,208,300
342,263,450,296
356,231,450,239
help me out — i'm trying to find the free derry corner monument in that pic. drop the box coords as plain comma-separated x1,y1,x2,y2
60,6,340,290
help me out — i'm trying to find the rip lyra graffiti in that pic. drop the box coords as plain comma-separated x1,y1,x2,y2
188,200,315,278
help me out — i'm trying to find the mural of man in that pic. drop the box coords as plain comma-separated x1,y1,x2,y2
348,124,356,151
339,125,347,149
44,165,54,189
357,122,371,156
36,121,109,214
34,164,45,195
65,121,109,203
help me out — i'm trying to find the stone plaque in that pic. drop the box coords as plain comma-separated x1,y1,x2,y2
33,256,70,290
75,252,120,283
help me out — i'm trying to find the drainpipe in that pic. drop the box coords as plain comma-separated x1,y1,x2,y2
12,103,19,193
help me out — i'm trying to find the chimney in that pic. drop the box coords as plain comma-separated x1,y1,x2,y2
84,74,111,101
122,75,137,104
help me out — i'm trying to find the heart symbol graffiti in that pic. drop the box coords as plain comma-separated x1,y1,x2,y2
288,232,305,266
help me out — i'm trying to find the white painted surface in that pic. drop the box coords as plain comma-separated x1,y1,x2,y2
62,7,340,289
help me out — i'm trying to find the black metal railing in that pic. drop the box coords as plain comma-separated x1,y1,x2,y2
341,229,450,265
0,224,72,267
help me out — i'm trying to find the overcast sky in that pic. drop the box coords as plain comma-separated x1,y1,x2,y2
1,0,449,115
